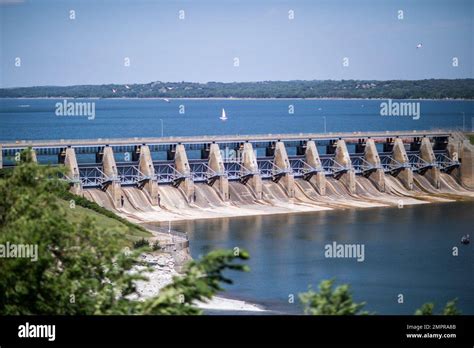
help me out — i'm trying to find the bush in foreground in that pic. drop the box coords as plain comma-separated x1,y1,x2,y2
299,279,367,315
0,151,248,315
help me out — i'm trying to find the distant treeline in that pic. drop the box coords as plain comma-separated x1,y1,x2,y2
1,79,473,99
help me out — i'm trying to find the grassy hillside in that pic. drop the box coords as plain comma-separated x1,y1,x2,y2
58,199,151,246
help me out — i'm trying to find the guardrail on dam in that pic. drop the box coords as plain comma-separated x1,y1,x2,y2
1,130,473,210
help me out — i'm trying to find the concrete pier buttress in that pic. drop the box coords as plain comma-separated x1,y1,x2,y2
274,141,295,198
364,139,385,192
64,148,82,195
208,143,229,201
460,140,474,189
138,145,160,205
31,149,38,163
174,144,195,203
304,141,326,195
447,137,461,182
102,146,122,208
392,138,413,190
241,142,263,200
446,135,474,189
420,137,440,189
334,140,356,193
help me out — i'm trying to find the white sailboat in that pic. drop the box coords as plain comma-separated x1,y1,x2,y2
219,108,228,121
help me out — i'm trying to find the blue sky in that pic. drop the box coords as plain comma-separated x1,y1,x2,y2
0,0,472,87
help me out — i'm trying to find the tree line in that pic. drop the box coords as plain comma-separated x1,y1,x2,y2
1,79,473,99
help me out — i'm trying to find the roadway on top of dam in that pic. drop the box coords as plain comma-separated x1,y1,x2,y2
0,129,453,149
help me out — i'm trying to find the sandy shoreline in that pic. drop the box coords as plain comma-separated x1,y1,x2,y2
196,296,266,312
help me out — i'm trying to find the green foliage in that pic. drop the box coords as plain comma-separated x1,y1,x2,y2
299,279,367,315
0,150,248,315
414,303,435,315
415,299,461,315
133,238,150,249
1,79,473,99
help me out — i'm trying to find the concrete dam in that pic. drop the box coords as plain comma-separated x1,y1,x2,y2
1,130,473,222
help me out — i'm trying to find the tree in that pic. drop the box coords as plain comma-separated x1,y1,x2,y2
299,279,367,315
415,299,461,315
0,150,248,315
414,303,435,315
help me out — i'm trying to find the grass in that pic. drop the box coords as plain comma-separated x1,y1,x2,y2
58,199,151,246
58,189,151,236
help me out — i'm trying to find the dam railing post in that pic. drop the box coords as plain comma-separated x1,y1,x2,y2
174,144,195,203
208,143,229,201
364,139,385,192
305,140,326,195
274,141,295,198
420,137,440,189
335,139,356,193
102,146,123,208
241,142,263,200
138,145,160,205
391,138,413,190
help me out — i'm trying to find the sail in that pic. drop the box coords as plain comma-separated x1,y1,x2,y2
220,108,227,120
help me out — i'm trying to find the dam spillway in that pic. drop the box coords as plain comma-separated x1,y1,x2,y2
1,130,473,222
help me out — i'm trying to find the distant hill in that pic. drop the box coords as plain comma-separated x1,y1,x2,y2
1,79,473,99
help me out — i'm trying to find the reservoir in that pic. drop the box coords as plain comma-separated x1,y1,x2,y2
0,98,471,141
173,201,474,314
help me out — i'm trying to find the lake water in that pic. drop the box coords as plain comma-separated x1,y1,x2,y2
1,98,473,314
174,202,474,315
0,98,472,141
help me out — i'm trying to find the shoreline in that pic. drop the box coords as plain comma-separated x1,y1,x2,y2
125,188,474,224
133,252,266,313
196,295,266,313
137,196,472,225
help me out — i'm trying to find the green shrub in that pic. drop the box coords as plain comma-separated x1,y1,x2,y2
133,238,150,249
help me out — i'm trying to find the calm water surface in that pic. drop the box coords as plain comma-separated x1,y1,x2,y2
0,98,472,140
172,202,474,314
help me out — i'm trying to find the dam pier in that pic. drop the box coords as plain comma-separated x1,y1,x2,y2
1,130,473,222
